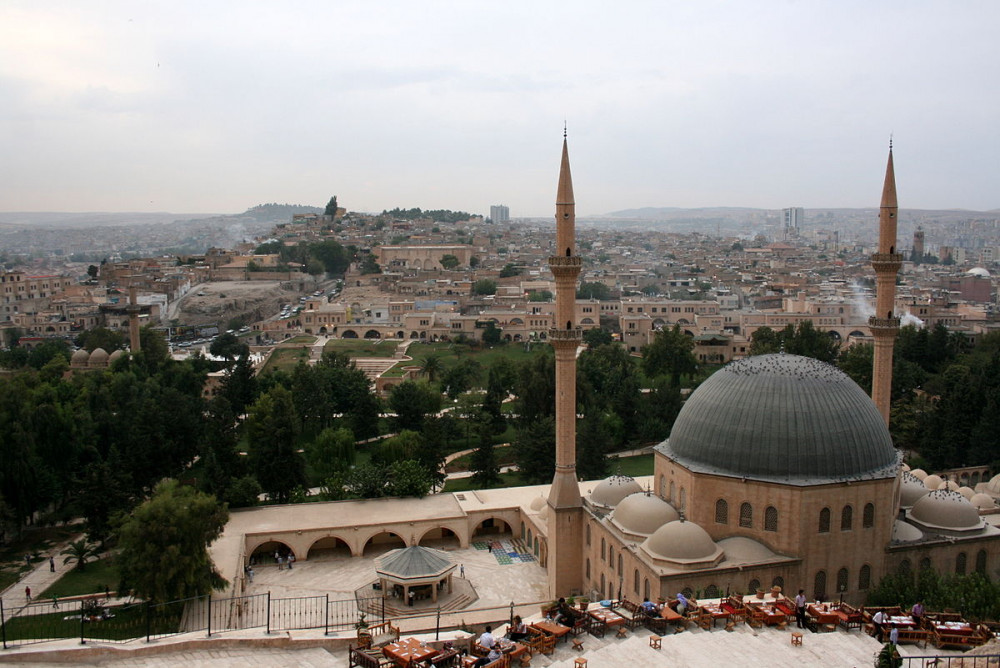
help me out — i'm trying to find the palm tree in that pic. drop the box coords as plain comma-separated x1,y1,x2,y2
420,354,444,383
60,539,100,572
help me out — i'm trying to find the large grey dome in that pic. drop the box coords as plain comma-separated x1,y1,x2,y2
658,354,898,485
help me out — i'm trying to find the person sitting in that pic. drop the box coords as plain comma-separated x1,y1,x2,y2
478,625,495,649
640,597,658,615
675,592,690,616
508,615,528,642
552,597,569,624
473,647,502,668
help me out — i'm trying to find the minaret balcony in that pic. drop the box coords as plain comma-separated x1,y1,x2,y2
870,252,903,272
548,328,583,342
868,315,901,332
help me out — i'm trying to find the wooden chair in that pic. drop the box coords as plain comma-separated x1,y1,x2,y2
572,637,585,651
649,635,662,649
791,632,803,646
616,626,628,639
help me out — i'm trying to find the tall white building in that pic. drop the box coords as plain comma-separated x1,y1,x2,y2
490,204,510,224
783,207,804,238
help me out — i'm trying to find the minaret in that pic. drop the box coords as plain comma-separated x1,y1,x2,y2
127,282,142,353
869,142,901,424
546,130,584,598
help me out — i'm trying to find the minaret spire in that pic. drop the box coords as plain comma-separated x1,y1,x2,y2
870,141,901,424
547,130,584,598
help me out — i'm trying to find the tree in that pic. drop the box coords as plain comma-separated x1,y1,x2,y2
77,327,126,353
359,254,381,275
60,539,100,571
307,427,355,481
440,254,460,270
116,479,228,602
245,386,306,503
387,460,432,498
583,328,613,348
470,418,500,488
87,264,99,281
481,321,502,345
388,380,441,432
499,263,520,278
472,279,497,296
209,332,249,364
641,324,698,385
513,417,555,484
324,195,339,217
420,354,444,383
576,282,611,300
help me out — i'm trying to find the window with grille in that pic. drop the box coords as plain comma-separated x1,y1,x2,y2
681,587,693,598
859,564,871,590
772,576,784,590
818,507,831,533
764,506,778,532
841,505,853,531
748,579,760,594
739,502,753,528
919,557,931,572
715,499,729,524
679,488,686,510
814,571,827,600
705,585,719,598
836,568,849,593
976,550,987,574
863,503,875,528
956,552,967,575
899,559,911,574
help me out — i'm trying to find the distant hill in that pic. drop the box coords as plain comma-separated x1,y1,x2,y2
602,207,765,219
243,203,323,222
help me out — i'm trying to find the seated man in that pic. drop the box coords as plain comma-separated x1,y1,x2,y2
473,647,502,668
552,597,569,624
478,625,496,650
640,598,658,615
675,592,690,616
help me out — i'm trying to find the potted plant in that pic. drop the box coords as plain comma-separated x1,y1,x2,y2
578,597,589,611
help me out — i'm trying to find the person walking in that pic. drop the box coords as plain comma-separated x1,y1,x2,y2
795,589,807,629
49,556,55,572
25,585,31,602
247,566,255,583
287,553,294,569
460,564,465,578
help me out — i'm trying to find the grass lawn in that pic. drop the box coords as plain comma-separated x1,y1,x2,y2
1,600,179,643
442,470,526,493
324,339,399,358
40,558,119,599
0,525,78,590
260,346,313,374
384,341,550,384
607,453,654,477
441,453,654,493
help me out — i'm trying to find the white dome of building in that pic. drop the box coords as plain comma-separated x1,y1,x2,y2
967,267,991,277
529,496,546,512
941,480,960,492
108,349,125,365
609,492,679,537
958,486,975,500
910,490,984,532
922,474,944,490
900,471,929,508
589,475,643,509
642,520,723,566
88,347,109,368
971,493,996,510
892,520,924,543
901,463,911,472
986,474,1000,495
910,469,928,481
71,349,90,368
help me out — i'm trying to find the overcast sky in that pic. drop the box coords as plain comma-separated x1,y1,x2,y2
1,1,997,217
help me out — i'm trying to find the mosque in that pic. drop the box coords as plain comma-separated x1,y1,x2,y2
216,137,1000,608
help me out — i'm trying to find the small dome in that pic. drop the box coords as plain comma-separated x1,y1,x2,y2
529,496,546,512
88,348,109,368
941,480,960,492
589,475,643,509
971,493,996,510
901,463,911,472
899,472,929,508
958,486,975,500
910,469,928,481
610,493,679,536
108,349,125,364
892,520,924,543
910,490,983,531
986,474,1000,494
922,474,943,490
71,349,90,367
643,520,722,563
968,267,991,277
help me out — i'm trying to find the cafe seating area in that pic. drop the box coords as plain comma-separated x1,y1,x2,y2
861,606,994,650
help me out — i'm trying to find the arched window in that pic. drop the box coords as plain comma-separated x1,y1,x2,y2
715,499,729,524
600,573,606,598
528,528,533,547
705,584,719,598
863,503,875,528
919,557,931,572
772,576,784,590
976,550,988,574
521,522,525,540
818,507,831,533
679,488,687,510
681,587,693,598
859,564,872,590
586,524,591,546
748,579,760,595
898,559,911,575
618,554,623,577
586,558,591,579
841,505,853,531
836,568,849,594
764,506,778,532
739,502,753,528
601,538,606,562
633,569,640,595
659,475,666,498
814,571,827,600
669,481,676,504
956,552,967,575
643,578,650,600
609,546,615,567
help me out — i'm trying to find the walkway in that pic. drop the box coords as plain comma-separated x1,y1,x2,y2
0,531,85,615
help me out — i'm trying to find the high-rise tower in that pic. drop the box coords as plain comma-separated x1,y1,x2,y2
869,144,901,425
546,132,584,598
127,282,142,353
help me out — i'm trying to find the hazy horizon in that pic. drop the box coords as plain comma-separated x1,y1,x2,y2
3,2,999,216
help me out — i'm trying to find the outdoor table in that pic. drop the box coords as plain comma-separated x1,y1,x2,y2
660,606,683,621
699,603,731,628
589,608,626,627
932,621,973,635
807,604,840,626
530,619,571,641
886,615,916,629
383,637,438,667
498,639,529,659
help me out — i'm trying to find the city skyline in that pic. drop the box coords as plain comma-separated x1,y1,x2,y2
2,1,999,216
